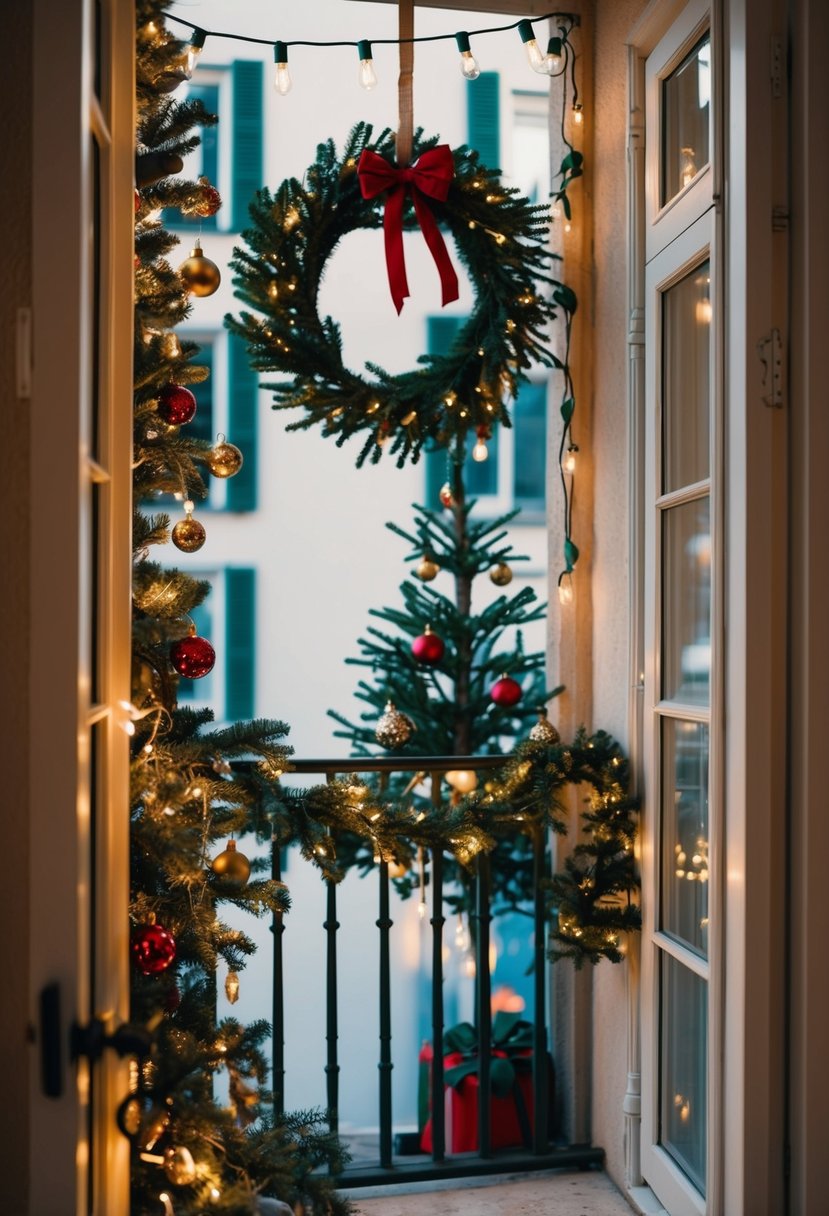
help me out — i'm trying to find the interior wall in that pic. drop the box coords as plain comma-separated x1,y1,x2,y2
589,0,648,1190
0,4,32,1214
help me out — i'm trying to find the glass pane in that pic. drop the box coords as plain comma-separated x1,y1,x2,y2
661,32,711,206
660,953,707,1193
662,259,710,492
662,497,710,704
661,719,709,954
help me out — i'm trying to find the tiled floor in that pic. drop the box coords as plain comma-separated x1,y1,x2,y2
345,1169,634,1215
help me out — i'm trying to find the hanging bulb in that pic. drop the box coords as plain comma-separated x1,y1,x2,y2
472,424,490,462
273,41,292,95
357,40,378,90
572,102,584,125
184,28,206,78
563,444,578,474
455,32,481,80
517,19,545,73
542,36,563,75
558,573,574,605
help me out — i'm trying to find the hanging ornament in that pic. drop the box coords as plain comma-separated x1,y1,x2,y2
170,624,215,679
490,674,523,707
163,1145,197,1186
445,769,478,794
134,188,141,213
116,1091,170,1145
439,482,456,509
489,561,513,587
131,918,177,976
225,970,240,1004
207,436,244,478
211,839,251,887
171,500,206,553
186,176,222,218
412,625,445,666
157,383,197,426
529,707,561,744
375,701,415,748
178,240,221,297
416,556,440,582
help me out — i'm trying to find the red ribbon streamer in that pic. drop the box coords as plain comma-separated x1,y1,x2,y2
357,145,460,315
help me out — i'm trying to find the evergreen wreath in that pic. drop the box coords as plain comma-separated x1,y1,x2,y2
227,121,564,467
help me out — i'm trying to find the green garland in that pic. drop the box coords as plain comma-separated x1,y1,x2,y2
227,122,565,467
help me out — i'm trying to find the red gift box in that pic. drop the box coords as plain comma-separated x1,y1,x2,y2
420,1047,535,1153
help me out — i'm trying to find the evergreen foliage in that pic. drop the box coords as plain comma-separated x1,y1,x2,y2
131,5,351,1212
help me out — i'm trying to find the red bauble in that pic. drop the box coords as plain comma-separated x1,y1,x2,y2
131,922,177,976
191,182,222,217
170,631,215,679
134,188,141,213
157,383,197,426
412,626,445,666
490,675,523,707
439,482,456,509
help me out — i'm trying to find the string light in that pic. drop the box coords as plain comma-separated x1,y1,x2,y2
572,101,584,125
517,19,545,72
558,572,574,605
273,41,292,95
472,427,489,462
543,36,564,75
563,444,578,474
183,28,206,78
455,31,481,80
357,40,377,90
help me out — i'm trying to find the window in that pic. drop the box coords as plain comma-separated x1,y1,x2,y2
638,3,718,1214
423,316,547,517
167,59,263,234
177,567,256,721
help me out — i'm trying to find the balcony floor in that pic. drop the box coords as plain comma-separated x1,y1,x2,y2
345,1169,634,1215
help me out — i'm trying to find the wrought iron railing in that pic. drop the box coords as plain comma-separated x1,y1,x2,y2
270,756,604,1186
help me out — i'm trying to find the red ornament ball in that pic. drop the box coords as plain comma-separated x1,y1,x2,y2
157,383,197,426
131,922,177,976
490,675,523,707
439,482,456,509
412,626,445,666
191,182,222,217
170,632,215,679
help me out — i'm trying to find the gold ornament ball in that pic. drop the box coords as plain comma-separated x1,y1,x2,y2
489,561,513,587
417,557,439,582
376,700,415,748
208,441,244,478
163,1145,197,1186
178,241,221,297
211,839,251,887
172,516,206,553
445,769,478,794
529,709,561,745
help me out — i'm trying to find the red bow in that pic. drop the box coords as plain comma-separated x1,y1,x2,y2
357,145,460,315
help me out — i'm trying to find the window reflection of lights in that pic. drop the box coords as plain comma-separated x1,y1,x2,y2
697,41,711,109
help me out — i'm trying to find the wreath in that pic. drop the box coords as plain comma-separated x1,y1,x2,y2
227,122,565,467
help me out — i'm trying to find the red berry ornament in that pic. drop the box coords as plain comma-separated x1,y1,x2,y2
171,626,215,679
412,625,445,666
157,383,197,426
490,675,523,707
131,921,177,976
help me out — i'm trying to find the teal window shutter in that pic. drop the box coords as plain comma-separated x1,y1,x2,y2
513,381,547,510
190,341,214,445
232,60,264,231
225,567,255,720
425,314,498,504
467,71,500,171
226,331,258,511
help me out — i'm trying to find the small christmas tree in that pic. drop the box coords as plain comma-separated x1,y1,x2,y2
130,5,349,1212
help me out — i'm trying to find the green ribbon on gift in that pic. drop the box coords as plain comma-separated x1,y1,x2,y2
443,1010,534,1099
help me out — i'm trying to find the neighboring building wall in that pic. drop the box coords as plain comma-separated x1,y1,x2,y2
590,0,649,1191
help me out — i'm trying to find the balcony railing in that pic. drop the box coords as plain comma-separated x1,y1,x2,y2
268,756,604,1186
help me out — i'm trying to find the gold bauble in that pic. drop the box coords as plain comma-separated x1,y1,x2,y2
163,1145,197,1185
489,561,513,587
171,515,206,553
211,839,251,887
207,440,244,478
445,769,478,794
416,557,439,582
178,241,221,297
375,700,415,748
529,709,561,745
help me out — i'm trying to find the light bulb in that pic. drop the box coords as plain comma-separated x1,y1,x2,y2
563,444,578,474
572,102,584,125
184,29,206,78
542,36,563,75
517,20,544,72
357,40,377,90
455,32,481,80
273,41,292,95
558,574,574,605
472,437,488,462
